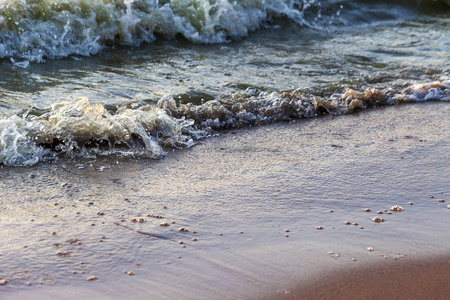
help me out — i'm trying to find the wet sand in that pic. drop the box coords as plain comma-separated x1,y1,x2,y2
273,254,450,300
0,102,449,299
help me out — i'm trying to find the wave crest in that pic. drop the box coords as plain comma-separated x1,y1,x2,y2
0,0,312,62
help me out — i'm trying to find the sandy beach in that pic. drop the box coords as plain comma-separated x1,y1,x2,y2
0,101,449,299
278,254,450,299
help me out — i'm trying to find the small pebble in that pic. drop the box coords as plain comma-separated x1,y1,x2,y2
87,276,98,281
344,222,352,225
0,279,8,285
219,233,223,236
179,227,189,232
352,258,357,261
377,211,383,214
285,235,289,237
447,205,450,209
124,271,135,276
160,222,170,227
390,205,404,212
147,214,163,218
367,247,374,251
285,229,290,232
372,217,385,223
97,212,105,215
438,199,446,203
192,238,198,241
316,226,324,230
408,202,414,205
429,195,435,198
131,217,146,223
353,223,359,226
364,208,372,212
178,241,184,244
240,231,244,234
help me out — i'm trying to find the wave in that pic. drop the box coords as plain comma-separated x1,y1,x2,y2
1,0,448,63
1,80,448,166
0,0,316,63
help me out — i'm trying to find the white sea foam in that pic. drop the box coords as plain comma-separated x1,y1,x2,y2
1,0,448,63
0,116,50,166
0,0,315,63
0,81,448,166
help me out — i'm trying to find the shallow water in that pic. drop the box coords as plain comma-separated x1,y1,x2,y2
0,102,449,298
0,0,449,166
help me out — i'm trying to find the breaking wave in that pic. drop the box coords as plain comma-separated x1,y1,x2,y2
1,81,448,166
0,0,449,63
0,0,319,63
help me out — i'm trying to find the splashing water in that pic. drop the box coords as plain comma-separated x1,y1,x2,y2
0,81,448,166
0,0,319,62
